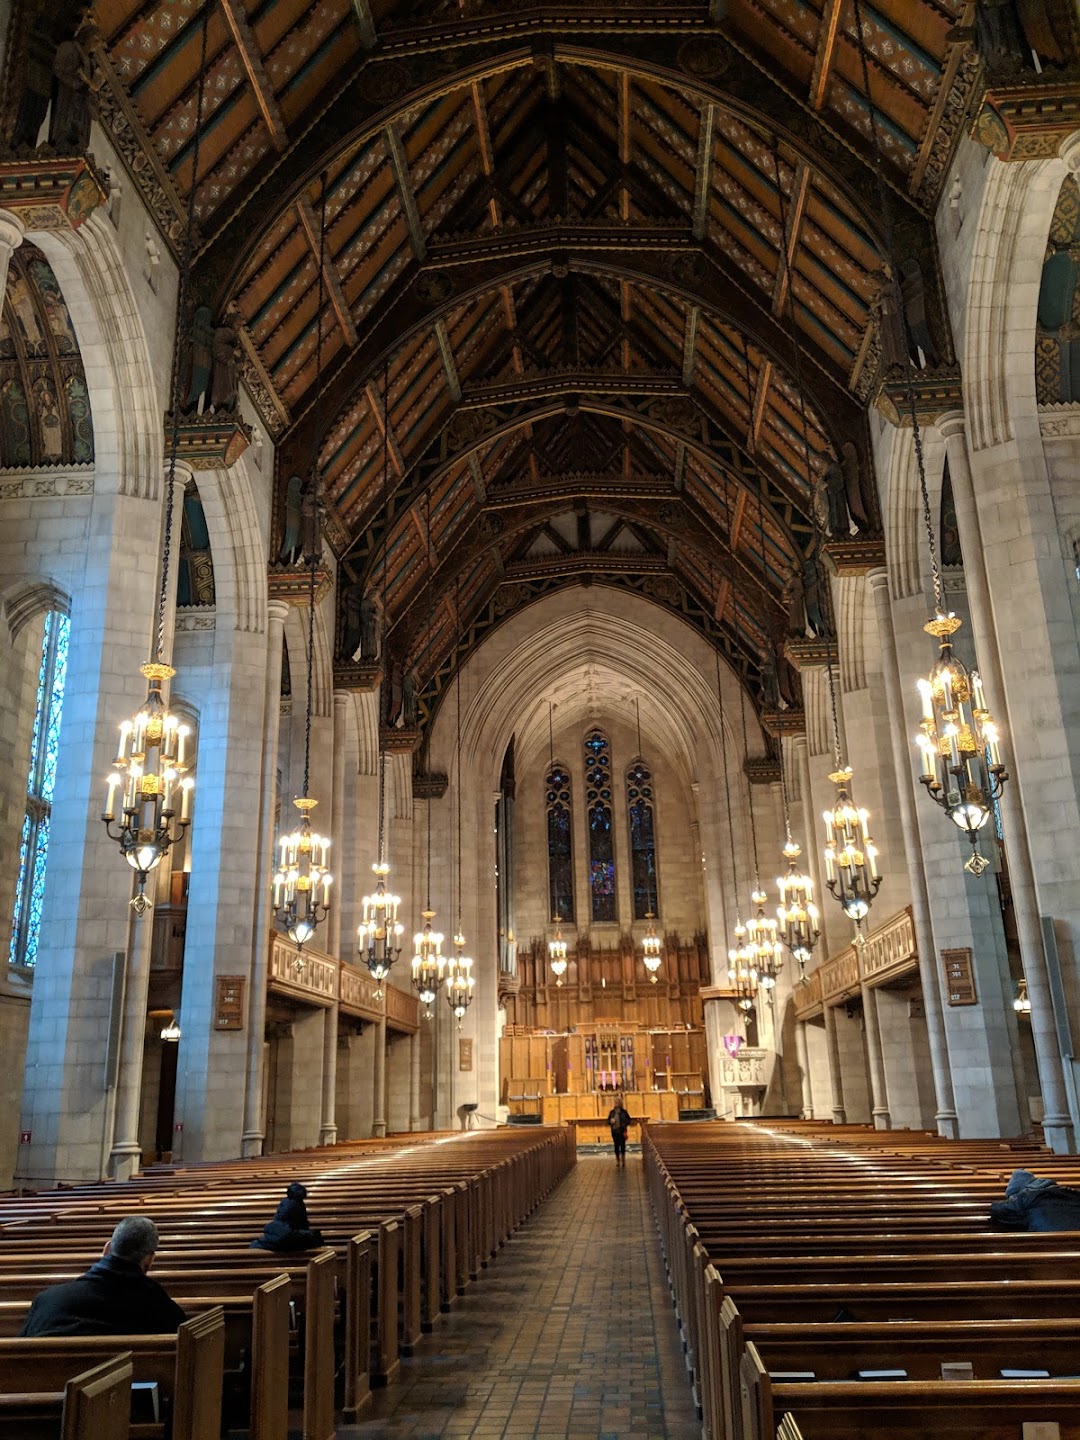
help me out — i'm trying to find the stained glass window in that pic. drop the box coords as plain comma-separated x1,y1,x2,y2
584,730,616,923
545,762,574,924
627,758,659,920
9,611,69,967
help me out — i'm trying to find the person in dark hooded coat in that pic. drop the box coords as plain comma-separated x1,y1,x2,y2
251,1183,325,1251
989,1168,1080,1231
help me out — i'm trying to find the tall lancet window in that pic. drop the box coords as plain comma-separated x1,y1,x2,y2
584,729,616,922
9,611,70,967
545,762,575,925
627,759,659,920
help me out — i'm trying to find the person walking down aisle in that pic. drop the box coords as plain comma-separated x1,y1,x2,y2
607,1095,632,1163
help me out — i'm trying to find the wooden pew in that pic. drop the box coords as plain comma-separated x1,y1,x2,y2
0,1353,132,1440
742,1342,1080,1439
0,1308,223,1440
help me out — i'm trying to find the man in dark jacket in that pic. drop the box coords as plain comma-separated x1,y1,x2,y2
19,1215,186,1337
607,1096,633,1164
251,1182,325,1252
989,1168,1080,1231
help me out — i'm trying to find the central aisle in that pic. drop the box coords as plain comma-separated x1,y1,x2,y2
342,1152,700,1439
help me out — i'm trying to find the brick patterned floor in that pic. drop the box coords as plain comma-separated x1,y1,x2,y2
340,1153,701,1439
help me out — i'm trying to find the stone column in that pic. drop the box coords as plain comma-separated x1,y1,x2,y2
823,1004,846,1123
109,464,190,1181
410,1029,421,1131
327,692,349,960
867,568,959,1136
241,600,289,1158
938,413,1074,1151
372,1009,387,1138
0,210,24,314
318,1005,338,1147
861,983,891,1130
795,1020,814,1119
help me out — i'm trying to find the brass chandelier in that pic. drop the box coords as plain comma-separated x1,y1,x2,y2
411,482,446,1016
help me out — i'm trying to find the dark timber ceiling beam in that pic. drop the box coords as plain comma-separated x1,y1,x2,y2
280,227,865,476
809,0,843,113
296,198,358,347
772,161,810,318
192,29,934,310
691,102,717,243
384,124,427,262
350,0,376,50
219,0,289,150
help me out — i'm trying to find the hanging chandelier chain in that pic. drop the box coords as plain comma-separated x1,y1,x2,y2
300,173,330,801
715,582,741,926
157,7,210,665
770,135,844,770
377,355,390,868
739,681,760,888
850,0,942,612
455,575,463,936
778,736,793,843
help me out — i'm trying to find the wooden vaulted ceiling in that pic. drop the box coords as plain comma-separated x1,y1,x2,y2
84,0,978,699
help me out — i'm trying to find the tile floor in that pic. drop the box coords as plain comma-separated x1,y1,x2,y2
339,1152,701,1439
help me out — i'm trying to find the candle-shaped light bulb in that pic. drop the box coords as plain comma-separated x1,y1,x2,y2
180,778,193,821
104,771,120,819
177,726,188,769
115,721,132,766
917,678,933,722
972,671,987,713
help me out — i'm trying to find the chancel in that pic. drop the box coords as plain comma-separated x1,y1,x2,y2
0,0,1079,1434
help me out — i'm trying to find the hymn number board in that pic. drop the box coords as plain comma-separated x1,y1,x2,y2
215,975,246,1029
941,948,978,1006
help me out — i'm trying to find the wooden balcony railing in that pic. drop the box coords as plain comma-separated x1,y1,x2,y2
793,907,918,1020
267,933,419,1032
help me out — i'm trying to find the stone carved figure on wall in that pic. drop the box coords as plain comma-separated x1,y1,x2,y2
183,306,214,414
386,659,404,728
360,593,379,659
781,565,806,638
870,266,909,373
277,474,303,564
819,443,873,539
10,23,54,150
298,482,321,564
820,461,851,539
802,559,827,638
340,583,363,661
899,258,939,369
209,323,240,413
402,669,418,728
975,1,1068,68
49,38,98,154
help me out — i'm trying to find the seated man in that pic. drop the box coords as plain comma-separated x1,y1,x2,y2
19,1215,187,1336
251,1182,325,1252
989,1168,1080,1231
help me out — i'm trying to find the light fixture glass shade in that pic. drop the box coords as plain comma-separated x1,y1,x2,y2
776,837,820,974
411,909,445,1006
822,767,881,934
642,913,662,983
159,1015,181,1042
446,934,475,1020
358,860,403,983
103,662,195,912
915,613,1008,876
272,796,331,950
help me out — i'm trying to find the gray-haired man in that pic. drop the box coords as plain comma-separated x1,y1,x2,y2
19,1215,187,1336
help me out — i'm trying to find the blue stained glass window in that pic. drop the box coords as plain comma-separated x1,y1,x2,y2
9,611,69,967
545,763,574,924
627,758,659,920
585,730,616,923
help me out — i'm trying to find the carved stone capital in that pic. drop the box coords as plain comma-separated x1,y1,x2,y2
0,155,109,230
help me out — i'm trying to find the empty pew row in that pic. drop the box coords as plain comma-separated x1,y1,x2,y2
0,1126,573,1438
644,1119,1080,1440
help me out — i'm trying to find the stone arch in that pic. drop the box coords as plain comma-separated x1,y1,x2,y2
0,579,71,645
31,214,161,500
963,138,1080,454
192,450,268,637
